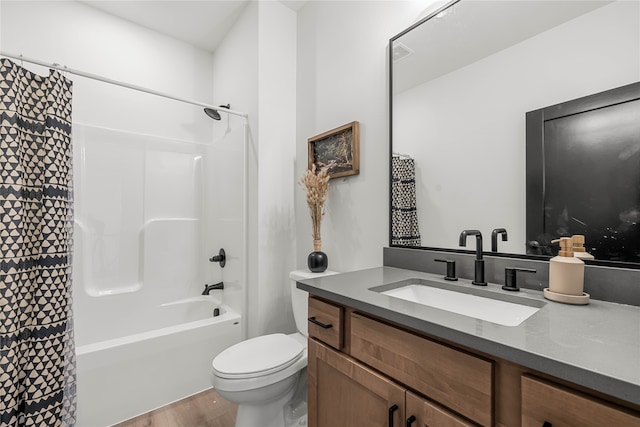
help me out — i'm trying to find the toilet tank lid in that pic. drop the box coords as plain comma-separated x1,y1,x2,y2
290,269,339,281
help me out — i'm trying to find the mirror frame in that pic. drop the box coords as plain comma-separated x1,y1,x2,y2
388,0,640,270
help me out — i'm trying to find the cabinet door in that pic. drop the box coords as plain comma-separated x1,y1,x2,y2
406,391,476,427
351,313,493,426
308,338,405,427
521,375,640,427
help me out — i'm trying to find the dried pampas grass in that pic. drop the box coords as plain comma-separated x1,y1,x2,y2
299,165,330,249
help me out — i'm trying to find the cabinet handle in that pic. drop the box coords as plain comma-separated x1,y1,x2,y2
406,415,416,426
308,317,333,329
388,404,399,427
542,423,552,427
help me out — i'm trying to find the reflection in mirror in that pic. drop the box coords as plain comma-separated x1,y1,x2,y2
390,0,640,266
526,82,640,263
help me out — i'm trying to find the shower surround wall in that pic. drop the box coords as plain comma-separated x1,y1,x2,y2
72,124,246,426
71,123,246,340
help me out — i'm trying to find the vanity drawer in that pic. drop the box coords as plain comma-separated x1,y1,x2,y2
308,297,343,350
521,375,640,427
350,313,493,426
407,391,475,427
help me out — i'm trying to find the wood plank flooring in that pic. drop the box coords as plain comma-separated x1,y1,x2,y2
114,388,237,427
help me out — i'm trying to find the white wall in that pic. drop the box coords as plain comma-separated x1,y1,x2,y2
211,1,259,337
257,1,298,335
213,1,297,337
295,1,423,273
212,3,257,143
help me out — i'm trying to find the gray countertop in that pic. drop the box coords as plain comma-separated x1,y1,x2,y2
297,266,640,406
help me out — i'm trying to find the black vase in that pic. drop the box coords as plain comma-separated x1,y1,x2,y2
307,250,328,273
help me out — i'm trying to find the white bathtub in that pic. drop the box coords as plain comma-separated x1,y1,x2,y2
75,295,242,426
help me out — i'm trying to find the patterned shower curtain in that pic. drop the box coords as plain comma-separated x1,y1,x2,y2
0,58,76,426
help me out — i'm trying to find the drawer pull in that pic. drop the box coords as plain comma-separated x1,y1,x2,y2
406,415,416,426
308,316,333,329
542,423,552,427
388,404,399,427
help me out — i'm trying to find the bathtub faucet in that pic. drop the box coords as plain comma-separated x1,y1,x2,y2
202,282,224,295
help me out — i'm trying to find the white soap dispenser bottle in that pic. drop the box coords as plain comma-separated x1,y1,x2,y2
547,237,585,296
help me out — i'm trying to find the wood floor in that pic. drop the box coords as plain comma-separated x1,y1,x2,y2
114,388,237,427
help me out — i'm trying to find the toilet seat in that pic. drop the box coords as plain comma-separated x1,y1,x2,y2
212,333,304,379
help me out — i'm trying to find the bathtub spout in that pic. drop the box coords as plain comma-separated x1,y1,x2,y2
202,282,224,295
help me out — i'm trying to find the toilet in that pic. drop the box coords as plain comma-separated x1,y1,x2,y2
211,270,337,427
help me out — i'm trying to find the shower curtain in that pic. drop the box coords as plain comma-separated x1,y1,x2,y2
0,58,76,426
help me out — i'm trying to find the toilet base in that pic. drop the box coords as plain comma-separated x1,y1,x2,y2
224,370,307,427
234,383,295,427
235,398,307,427
236,402,288,427
285,369,307,426
236,403,306,427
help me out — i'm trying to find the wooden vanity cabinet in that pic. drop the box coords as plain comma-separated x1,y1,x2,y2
307,296,640,427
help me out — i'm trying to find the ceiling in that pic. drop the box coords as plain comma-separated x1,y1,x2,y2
80,0,306,53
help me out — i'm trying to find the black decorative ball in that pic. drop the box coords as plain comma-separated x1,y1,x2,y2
307,251,328,273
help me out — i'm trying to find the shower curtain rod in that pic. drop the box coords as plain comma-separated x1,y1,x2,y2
0,51,248,118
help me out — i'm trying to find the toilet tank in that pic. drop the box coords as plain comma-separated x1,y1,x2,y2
290,270,338,337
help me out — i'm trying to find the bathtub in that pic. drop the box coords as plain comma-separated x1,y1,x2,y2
75,295,242,426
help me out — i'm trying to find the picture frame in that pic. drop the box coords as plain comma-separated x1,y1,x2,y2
308,121,360,179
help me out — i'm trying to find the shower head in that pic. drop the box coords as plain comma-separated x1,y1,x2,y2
204,104,230,121
204,108,221,120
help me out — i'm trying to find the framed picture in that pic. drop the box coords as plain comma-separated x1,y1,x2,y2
308,121,360,179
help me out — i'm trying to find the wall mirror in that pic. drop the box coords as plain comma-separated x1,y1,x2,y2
389,0,640,267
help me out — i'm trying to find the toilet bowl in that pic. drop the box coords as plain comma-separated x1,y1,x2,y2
211,270,337,427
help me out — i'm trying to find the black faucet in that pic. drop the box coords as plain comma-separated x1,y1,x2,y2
502,267,536,292
434,259,458,281
491,228,508,252
459,230,487,286
202,282,224,295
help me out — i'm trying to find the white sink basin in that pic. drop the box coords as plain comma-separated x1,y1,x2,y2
379,283,541,326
